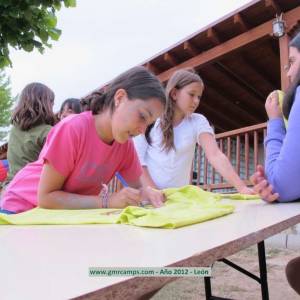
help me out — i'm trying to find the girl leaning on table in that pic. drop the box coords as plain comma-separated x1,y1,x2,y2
250,32,300,296
133,68,253,194
0,66,166,214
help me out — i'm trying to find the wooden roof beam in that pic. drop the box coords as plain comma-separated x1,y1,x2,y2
265,0,281,15
200,116,226,132
204,84,262,125
268,39,279,56
240,55,277,90
183,41,198,56
288,22,300,37
164,53,178,67
279,35,290,91
211,123,226,132
199,100,240,129
233,13,248,32
196,106,227,131
206,28,221,45
203,79,263,123
214,62,266,101
158,17,273,82
145,62,160,75
157,6,300,83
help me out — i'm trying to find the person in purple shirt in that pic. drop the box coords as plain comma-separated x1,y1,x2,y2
251,32,300,296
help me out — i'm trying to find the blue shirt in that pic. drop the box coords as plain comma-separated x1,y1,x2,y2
264,86,300,202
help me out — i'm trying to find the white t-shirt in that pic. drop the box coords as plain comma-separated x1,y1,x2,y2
133,113,214,189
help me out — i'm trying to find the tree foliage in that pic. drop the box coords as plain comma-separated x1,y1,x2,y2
0,0,76,68
0,71,15,142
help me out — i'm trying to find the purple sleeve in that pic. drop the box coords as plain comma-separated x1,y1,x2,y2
264,86,300,202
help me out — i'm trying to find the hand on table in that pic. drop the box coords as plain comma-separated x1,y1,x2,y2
141,186,165,208
250,165,279,202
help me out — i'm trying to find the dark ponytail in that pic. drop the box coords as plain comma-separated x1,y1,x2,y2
80,90,105,112
90,92,107,114
84,66,166,115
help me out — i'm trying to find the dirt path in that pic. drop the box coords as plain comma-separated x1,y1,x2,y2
151,246,299,300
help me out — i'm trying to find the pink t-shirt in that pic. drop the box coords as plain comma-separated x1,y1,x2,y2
1,111,142,213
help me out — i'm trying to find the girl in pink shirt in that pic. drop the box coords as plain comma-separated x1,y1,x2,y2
1,66,166,213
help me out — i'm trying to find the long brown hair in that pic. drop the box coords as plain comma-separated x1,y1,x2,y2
160,68,203,152
11,82,55,130
283,32,300,119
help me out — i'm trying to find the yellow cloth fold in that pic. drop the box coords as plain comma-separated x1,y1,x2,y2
0,185,259,228
277,90,288,128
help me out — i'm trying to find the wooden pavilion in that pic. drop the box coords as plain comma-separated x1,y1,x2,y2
2,0,300,191
109,0,300,191
142,0,299,133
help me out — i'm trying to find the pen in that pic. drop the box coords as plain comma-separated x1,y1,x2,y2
115,172,128,187
115,172,149,207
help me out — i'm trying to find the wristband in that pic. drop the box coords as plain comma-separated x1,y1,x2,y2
99,184,109,208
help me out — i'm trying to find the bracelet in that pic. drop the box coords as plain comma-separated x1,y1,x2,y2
99,184,109,208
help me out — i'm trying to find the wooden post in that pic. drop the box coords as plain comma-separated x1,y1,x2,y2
279,34,290,91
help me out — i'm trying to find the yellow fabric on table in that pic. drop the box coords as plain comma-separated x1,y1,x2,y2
0,185,260,228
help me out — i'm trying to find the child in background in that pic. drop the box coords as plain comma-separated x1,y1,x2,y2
0,144,8,183
134,69,253,194
59,98,82,120
6,82,55,182
0,160,8,182
0,66,166,213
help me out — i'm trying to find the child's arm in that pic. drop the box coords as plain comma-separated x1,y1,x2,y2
38,162,142,209
198,133,253,194
38,162,105,209
127,177,164,207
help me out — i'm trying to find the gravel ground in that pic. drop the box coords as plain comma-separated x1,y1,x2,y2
151,245,299,300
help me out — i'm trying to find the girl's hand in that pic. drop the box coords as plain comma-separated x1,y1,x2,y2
250,165,279,202
237,185,255,195
109,187,141,208
265,90,282,120
141,186,165,208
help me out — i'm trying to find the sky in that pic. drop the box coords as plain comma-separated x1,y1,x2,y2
6,0,252,112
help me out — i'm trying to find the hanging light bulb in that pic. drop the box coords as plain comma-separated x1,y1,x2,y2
273,14,285,38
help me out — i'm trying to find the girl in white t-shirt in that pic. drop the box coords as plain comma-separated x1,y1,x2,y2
134,68,253,194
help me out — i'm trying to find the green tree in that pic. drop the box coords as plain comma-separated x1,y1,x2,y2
0,71,15,142
0,0,76,68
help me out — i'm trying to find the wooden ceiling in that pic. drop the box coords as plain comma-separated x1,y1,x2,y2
140,0,300,133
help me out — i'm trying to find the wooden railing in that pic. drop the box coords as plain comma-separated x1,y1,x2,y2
192,122,267,192
108,122,267,193
1,123,268,194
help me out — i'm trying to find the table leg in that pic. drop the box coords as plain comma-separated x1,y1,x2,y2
203,240,269,300
258,241,269,300
204,277,212,300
